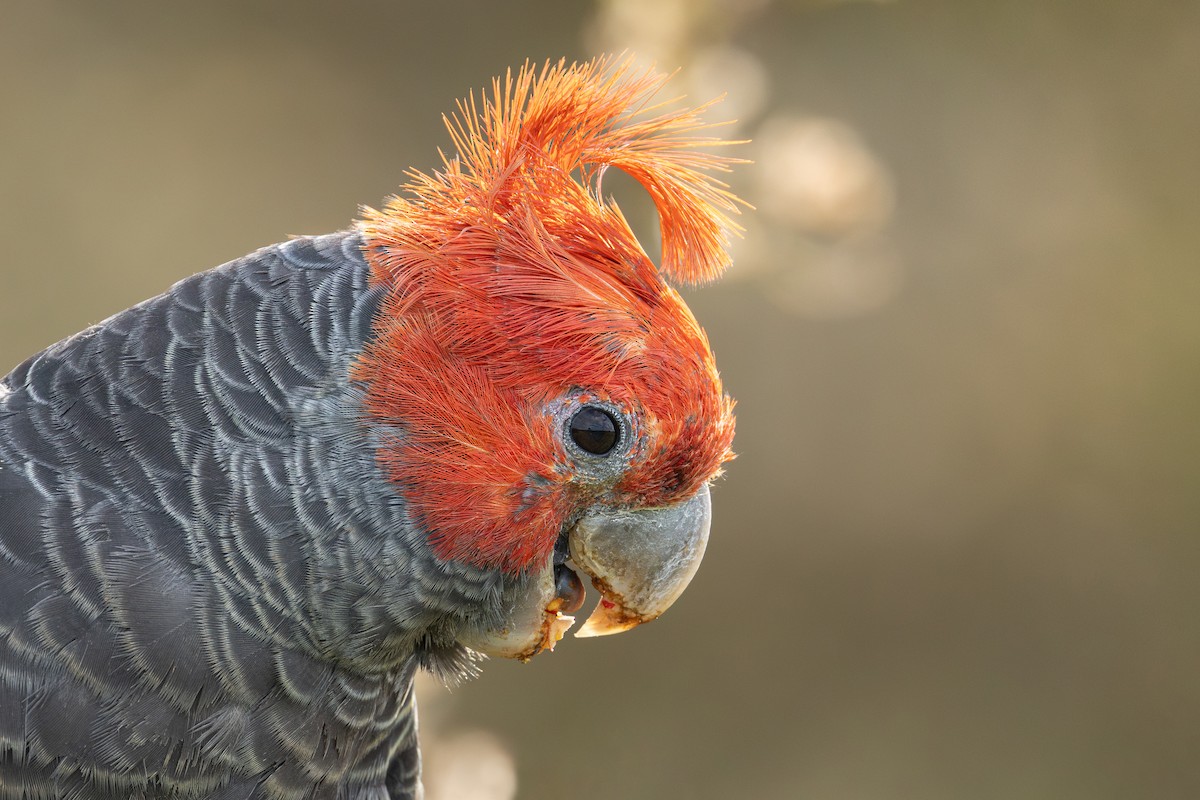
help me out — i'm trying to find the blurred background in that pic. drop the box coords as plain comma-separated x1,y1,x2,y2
2,1,1198,798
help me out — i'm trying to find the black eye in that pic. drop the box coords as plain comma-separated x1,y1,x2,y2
569,407,620,455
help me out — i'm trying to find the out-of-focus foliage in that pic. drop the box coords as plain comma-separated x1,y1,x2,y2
2,1,1198,798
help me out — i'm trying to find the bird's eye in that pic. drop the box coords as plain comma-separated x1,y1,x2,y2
569,407,620,455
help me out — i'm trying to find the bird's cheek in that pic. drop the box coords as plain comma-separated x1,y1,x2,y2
456,562,578,662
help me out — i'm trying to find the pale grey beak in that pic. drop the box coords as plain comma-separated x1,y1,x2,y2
569,483,712,637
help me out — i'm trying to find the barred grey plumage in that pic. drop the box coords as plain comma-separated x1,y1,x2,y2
0,232,514,799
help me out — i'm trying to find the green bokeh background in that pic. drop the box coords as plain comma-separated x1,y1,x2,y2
2,2,1197,798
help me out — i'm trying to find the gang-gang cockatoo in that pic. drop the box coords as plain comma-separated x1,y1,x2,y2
0,57,741,799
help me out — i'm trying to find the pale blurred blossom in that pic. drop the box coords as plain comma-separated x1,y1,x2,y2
687,46,770,131
416,674,519,800
585,0,693,64
755,114,894,237
422,730,518,800
587,0,771,67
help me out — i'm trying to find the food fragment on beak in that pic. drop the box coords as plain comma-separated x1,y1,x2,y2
539,611,575,656
569,484,712,637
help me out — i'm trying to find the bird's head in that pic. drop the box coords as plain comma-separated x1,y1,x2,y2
354,57,742,659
